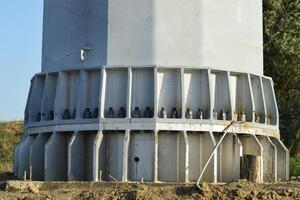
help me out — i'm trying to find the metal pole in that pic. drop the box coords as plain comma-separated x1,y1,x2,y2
30,166,32,181
23,170,27,181
99,170,102,182
109,175,118,183
196,121,243,187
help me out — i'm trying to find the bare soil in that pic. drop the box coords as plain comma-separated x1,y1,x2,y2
1,177,300,200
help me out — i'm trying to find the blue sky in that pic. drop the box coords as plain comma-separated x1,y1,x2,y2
0,1,43,121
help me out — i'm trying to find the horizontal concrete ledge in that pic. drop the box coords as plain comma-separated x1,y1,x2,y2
35,65,271,78
26,121,280,138
26,118,279,129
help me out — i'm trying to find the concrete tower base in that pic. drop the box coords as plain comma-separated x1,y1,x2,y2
14,66,289,183
15,130,289,183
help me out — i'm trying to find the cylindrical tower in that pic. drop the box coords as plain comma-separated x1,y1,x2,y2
14,0,289,183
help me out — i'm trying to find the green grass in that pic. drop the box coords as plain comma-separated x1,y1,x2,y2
290,153,300,176
290,131,300,176
0,121,23,172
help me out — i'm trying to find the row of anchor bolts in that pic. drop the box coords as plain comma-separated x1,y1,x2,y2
213,109,228,120
212,109,272,124
35,108,272,123
106,107,153,118
157,107,272,123
61,108,99,120
159,107,205,119
132,107,152,118
159,107,178,118
106,107,126,118
35,111,56,121
35,107,99,121
254,112,272,124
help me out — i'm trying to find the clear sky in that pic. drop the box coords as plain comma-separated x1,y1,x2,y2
0,1,43,121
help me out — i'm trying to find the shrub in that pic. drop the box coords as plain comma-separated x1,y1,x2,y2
0,121,23,172
290,157,300,176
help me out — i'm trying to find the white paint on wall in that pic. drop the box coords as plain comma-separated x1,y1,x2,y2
42,0,263,75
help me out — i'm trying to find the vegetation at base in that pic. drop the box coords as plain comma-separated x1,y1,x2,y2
263,0,300,160
290,155,300,176
0,121,23,172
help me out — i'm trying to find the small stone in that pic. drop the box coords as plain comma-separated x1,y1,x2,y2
28,185,39,194
200,182,211,193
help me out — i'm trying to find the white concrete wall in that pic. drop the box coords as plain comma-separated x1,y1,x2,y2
69,132,97,181
239,135,263,182
54,72,81,120
183,70,210,119
41,74,58,121
158,131,186,182
108,0,263,74
271,138,289,180
104,69,128,118
131,69,154,117
258,136,276,182
78,70,101,118
239,136,261,157
42,0,108,72
262,78,278,125
250,76,266,123
26,67,280,129
18,135,37,179
230,74,254,122
28,76,46,122
98,131,124,181
128,131,154,181
13,143,21,177
45,132,72,181
30,133,52,180
218,134,241,182
20,130,287,183
211,72,231,120
42,0,263,75
157,69,182,118
188,132,215,182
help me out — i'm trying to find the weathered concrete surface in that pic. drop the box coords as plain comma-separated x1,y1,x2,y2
68,131,97,181
45,132,72,181
18,135,37,179
30,133,52,180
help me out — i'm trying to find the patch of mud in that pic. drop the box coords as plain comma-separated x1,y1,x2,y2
5,181,42,194
0,180,299,200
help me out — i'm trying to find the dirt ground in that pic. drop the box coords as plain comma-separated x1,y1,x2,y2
0,177,300,200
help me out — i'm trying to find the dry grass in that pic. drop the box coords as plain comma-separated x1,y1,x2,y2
0,121,23,173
